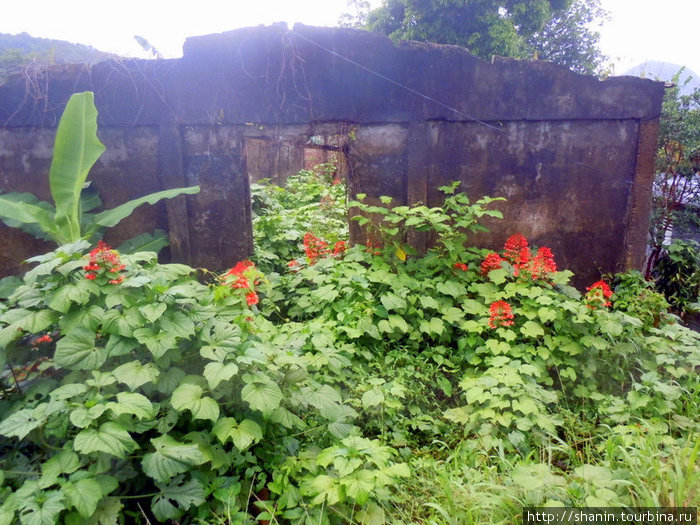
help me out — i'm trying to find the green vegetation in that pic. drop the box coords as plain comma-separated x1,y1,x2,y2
0,92,199,252
0,168,697,523
0,32,115,83
344,0,609,75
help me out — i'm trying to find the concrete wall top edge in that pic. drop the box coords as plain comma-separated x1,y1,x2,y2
0,24,664,129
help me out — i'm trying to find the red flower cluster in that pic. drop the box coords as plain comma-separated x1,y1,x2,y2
365,240,382,256
223,260,260,307
453,262,468,272
529,247,557,279
35,334,53,344
503,234,531,268
83,241,126,284
585,280,613,309
481,253,504,276
304,232,329,265
303,233,347,265
488,300,515,329
481,235,557,281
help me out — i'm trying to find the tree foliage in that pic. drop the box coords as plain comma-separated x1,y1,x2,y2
345,0,608,75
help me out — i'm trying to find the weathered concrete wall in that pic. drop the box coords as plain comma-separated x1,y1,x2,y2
0,24,664,285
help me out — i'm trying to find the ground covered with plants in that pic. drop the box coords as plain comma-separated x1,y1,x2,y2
0,167,698,524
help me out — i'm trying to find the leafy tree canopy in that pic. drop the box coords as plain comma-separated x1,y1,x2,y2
343,0,608,75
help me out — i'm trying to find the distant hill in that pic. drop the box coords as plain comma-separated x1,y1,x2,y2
0,32,118,83
623,61,700,96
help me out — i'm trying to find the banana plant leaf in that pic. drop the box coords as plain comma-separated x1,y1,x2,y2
48,91,106,244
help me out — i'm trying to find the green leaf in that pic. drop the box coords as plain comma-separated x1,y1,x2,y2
521,320,545,338
151,478,205,522
92,186,200,229
0,409,43,439
139,303,167,323
241,374,283,413
49,92,106,244
73,422,138,458
142,435,207,483
304,384,343,410
418,295,440,309
436,280,467,298
202,361,239,389
54,327,107,370
117,229,169,254
106,392,155,419
380,293,407,311
311,284,339,303
63,478,103,517
599,319,623,337
112,360,160,390
0,193,57,240
361,388,385,408
212,418,263,451
171,383,220,421
133,327,178,359
47,281,96,313
39,450,80,488
18,490,65,525
340,470,375,505
488,268,509,285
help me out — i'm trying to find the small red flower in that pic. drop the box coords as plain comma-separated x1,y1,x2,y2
481,253,503,276
332,241,347,257
35,334,53,344
288,259,299,268
585,280,613,309
529,247,557,279
453,262,468,272
84,241,126,283
85,273,97,280
303,232,330,265
246,292,259,306
503,234,530,267
226,260,254,277
488,300,515,329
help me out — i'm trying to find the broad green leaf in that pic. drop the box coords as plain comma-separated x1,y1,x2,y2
511,464,565,489
304,384,342,410
418,295,440,309
92,186,200,229
47,281,97,313
139,303,167,323
213,418,263,450
241,375,283,413
171,383,220,421
117,229,169,254
442,306,464,324
50,383,88,401
142,435,207,483
0,193,57,240
69,405,106,428
133,327,178,359
106,392,154,419
203,361,239,389
151,478,205,522
311,284,339,303
487,268,509,285
39,450,80,488
73,422,138,458
340,470,374,505
0,408,43,439
361,388,385,408
63,478,102,517
436,280,467,298
88,498,123,525
521,320,545,339
380,293,406,311
600,319,623,337
50,92,106,244
112,360,160,390
17,490,65,525
54,327,107,370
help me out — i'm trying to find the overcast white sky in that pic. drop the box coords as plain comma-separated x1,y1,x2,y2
1,0,699,78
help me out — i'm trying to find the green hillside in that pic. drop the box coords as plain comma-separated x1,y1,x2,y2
0,32,117,83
